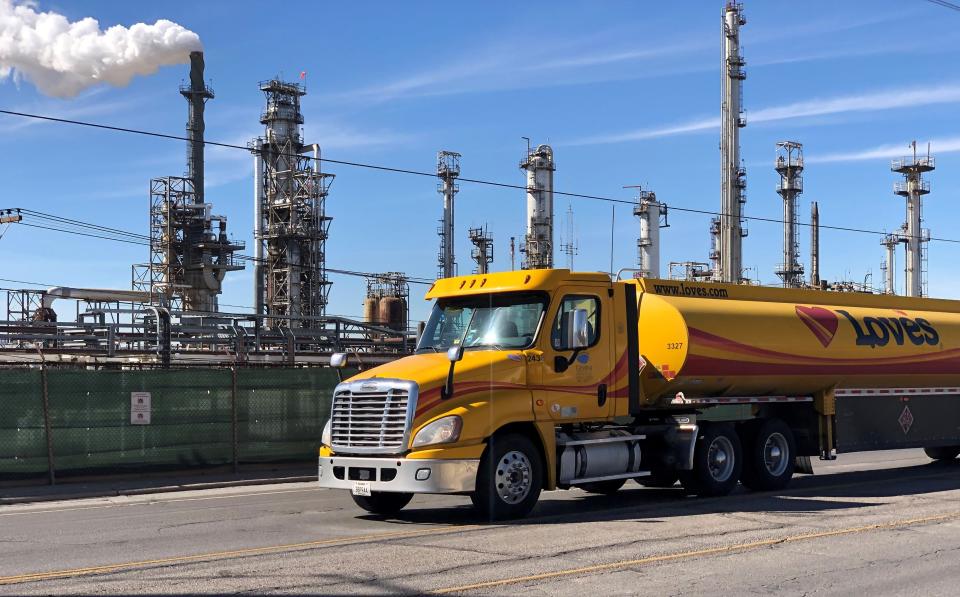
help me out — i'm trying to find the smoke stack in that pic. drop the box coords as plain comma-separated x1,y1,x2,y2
810,201,820,288
181,51,213,204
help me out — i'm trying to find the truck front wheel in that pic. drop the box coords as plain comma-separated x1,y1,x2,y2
680,423,742,497
739,418,796,491
351,491,413,516
924,446,960,461
473,433,543,520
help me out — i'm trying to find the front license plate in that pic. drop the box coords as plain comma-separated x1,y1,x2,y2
351,481,372,496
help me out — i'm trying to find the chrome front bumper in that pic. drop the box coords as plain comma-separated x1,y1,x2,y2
318,456,479,494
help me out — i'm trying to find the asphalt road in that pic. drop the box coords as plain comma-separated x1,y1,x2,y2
0,449,958,596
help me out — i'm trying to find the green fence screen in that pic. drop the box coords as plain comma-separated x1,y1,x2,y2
0,367,351,480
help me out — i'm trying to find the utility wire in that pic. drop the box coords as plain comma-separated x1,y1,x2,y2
0,108,948,245
5,210,436,285
925,0,960,12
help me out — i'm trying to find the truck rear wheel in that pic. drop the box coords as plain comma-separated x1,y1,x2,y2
924,446,960,461
473,433,543,521
578,479,627,495
740,418,796,491
680,423,742,497
351,491,413,516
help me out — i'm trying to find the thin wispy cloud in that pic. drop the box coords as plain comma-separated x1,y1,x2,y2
569,83,960,146
808,136,960,164
319,34,711,106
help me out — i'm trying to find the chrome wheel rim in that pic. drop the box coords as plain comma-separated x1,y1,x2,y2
763,432,789,477
707,436,736,482
496,450,532,504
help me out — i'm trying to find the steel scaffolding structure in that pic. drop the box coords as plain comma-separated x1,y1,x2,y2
132,177,244,311
253,79,335,327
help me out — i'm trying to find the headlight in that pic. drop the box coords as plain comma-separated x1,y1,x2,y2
412,415,463,448
321,418,332,447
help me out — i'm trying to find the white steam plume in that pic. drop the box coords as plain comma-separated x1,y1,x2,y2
0,1,201,98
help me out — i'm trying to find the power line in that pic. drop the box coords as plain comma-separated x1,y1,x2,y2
925,0,960,12
0,108,950,245
5,210,436,285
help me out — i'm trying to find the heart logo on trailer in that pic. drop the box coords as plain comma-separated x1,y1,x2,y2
795,305,839,348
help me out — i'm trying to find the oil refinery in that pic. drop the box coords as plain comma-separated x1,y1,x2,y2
0,1,948,369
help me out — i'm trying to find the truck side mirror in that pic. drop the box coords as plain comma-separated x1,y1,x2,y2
442,345,464,400
556,309,590,373
330,352,349,382
446,345,464,363
567,309,590,350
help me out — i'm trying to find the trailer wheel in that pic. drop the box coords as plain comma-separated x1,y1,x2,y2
473,433,543,521
578,479,627,495
351,491,413,516
680,423,742,497
924,446,960,461
740,419,796,491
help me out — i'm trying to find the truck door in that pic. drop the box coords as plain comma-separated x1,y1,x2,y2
535,287,615,422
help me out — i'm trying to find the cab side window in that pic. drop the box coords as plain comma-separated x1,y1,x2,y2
551,295,600,351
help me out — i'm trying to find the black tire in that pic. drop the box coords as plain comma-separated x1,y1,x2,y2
351,491,413,516
578,479,627,495
739,418,796,491
638,473,679,488
473,433,543,521
680,423,742,497
924,446,960,461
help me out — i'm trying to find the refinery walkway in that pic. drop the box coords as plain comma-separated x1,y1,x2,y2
0,449,957,596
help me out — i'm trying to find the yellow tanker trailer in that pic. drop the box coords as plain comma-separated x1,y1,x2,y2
319,270,960,520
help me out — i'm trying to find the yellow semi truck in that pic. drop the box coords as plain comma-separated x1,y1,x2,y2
318,269,960,519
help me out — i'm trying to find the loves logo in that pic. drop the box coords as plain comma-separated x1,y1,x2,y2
795,305,839,348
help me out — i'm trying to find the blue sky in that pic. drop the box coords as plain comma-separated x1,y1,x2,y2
1,0,959,323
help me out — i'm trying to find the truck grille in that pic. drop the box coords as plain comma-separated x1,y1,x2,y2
329,380,417,454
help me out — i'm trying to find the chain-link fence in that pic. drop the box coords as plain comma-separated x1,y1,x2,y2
0,366,354,482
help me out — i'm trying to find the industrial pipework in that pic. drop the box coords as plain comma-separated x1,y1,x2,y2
520,143,556,270
719,2,747,283
775,141,805,288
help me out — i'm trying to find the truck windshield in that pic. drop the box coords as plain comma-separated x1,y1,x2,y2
417,292,547,352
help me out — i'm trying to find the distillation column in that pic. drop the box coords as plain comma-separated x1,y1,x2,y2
634,188,668,278
253,79,334,327
520,144,556,270
468,226,494,274
892,143,934,297
809,201,820,288
437,151,461,279
881,233,900,295
719,2,747,283
775,141,804,287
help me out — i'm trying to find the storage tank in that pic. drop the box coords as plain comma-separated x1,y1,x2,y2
363,297,380,325
633,279,960,405
379,297,406,331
